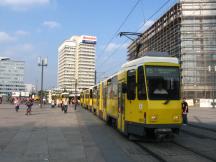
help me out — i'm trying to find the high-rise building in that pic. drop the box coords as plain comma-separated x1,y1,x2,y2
0,57,25,95
127,0,216,99
57,35,96,95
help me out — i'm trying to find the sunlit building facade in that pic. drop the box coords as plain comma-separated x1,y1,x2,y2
57,35,96,95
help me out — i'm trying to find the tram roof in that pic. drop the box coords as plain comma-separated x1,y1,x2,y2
121,56,179,71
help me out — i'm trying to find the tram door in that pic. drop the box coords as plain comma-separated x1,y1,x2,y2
118,83,125,132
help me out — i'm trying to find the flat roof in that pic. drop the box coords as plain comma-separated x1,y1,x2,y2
121,56,179,71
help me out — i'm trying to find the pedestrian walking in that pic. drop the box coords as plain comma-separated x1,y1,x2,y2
63,98,69,113
182,97,189,125
25,98,33,115
14,97,20,112
74,97,77,110
51,100,55,108
61,100,64,111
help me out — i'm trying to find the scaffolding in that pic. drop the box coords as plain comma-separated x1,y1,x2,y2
127,0,216,99
128,3,181,60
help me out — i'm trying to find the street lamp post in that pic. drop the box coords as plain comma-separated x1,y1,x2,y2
38,57,48,108
194,84,197,105
208,65,216,108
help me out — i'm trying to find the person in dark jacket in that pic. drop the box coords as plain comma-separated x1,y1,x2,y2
61,100,64,111
182,97,189,125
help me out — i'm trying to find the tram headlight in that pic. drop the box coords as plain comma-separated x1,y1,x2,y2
151,115,157,121
173,115,180,121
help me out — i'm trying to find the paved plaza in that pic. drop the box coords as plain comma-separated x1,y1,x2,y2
0,104,215,162
0,104,142,162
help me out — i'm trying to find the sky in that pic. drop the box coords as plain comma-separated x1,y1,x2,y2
0,0,177,89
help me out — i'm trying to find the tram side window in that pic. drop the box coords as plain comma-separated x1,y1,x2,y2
102,83,107,107
90,89,93,98
86,94,89,99
138,66,147,100
93,88,96,99
112,76,118,98
97,86,100,99
127,69,136,100
97,88,100,106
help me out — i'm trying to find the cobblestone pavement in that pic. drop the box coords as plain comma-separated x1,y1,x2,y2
0,104,215,162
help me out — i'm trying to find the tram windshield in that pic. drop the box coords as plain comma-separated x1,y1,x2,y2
146,66,180,100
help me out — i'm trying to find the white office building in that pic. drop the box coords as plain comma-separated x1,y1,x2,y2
57,35,96,95
0,57,25,95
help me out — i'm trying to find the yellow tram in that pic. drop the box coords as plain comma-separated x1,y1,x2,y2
80,55,182,138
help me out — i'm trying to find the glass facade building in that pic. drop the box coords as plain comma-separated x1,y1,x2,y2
0,57,25,95
127,0,216,99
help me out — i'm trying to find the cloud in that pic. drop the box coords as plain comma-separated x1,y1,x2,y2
0,0,50,9
0,30,29,45
2,43,34,57
43,21,60,29
0,0,50,7
0,32,16,43
105,42,129,53
138,20,155,32
15,30,29,36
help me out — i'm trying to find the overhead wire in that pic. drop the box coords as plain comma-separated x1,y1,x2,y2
97,0,177,81
98,50,127,79
96,0,142,80
97,39,128,79
96,0,142,61
140,0,146,21
99,0,211,84
97,39,128,69
98,0,172,70
135,0,171,32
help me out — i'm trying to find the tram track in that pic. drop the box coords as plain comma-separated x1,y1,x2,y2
181,129,216,141
181,123,216,141
172,141,216,162
188,123,216,133
134,141,168,162
134,139,216,162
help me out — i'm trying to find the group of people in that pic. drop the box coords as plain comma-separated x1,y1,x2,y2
14,97,78,115
59,98,78,113
13,97,34,115
13,95,188,124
